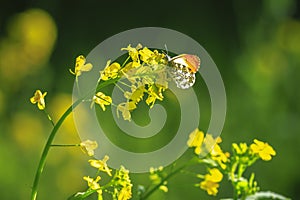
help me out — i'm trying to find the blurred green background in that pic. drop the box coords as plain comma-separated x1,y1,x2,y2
1,0,300,199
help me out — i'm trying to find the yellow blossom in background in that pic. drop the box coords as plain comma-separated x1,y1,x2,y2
83,176,102,196
30,89,47,110
100,60,121,81
200,168,223,196
92,92,112,111
187,128,204,155
69,55,93,77
89,155,112,176
80,140,98,156
250,139,276,161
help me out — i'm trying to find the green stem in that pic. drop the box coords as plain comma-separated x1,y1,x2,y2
51,144,80,147
31,78,119,200
31,99,82,200
140,158,198,200
43,109,55,127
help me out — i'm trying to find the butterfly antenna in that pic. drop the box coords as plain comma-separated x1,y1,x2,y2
163,44,171,61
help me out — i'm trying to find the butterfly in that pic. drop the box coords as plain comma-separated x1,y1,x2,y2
167,54,200,89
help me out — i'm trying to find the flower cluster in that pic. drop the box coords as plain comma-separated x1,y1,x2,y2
72,155,132,200
95,44,169,121
187,128,276,198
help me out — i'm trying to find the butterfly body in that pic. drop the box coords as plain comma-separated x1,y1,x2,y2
167,54,200,89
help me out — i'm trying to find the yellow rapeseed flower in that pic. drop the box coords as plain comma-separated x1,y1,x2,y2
199,168,223,196
83,175,101,190
139,47,154,64
118,186,132,200
250,139,276,161
80,140,98,156
121,44,141,67
100,60,121,81
69,55,93,77
30,89,47,110
187,128,204,155
89,155,112,176
232,142,248,155
116,102,137,121
145,84,165,108
92,92,112,111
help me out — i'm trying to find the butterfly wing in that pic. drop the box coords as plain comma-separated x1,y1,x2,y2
168,54,200,89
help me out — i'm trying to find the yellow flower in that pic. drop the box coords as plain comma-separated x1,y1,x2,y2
121,44,142,66
145,84,165,108
80,140,98,156
250,139,276,161
118,186,132,200
159,181,168,193
139,47,154,63
30,89,47,110
187,128,204,155
69,55,93,77
139,48,166,65
100,60,121,81
200,180,220,196
89,155,112,176
83,175,101,190
111,165,132,200
92,92,112,111
200,168,223,196
116,102,137,121
124,86,145,104
232,142,248,155
205,168,223,182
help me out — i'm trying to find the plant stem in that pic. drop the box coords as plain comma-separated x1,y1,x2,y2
140,158,198,200
31,99,82,200
31,78,118,200
51,144,80,147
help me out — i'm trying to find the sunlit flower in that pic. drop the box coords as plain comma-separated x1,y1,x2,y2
250,139,276,161
145,84,165,108
124,86,145,104
209,138,229,169
121,44,142,67
199,168,223,196
187,128,204,155
117,186,132,200
89,155,112,176
116,102,137,121
80,140,98,156
100,60,121,81
112,165,132,200
30,89,47,110
92,92,112,111
200,179,220,196
232,142,248,155
139,47,154,64
83,176,101,190
69,55,93,77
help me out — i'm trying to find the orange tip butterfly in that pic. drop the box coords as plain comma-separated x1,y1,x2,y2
166,53,201,89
